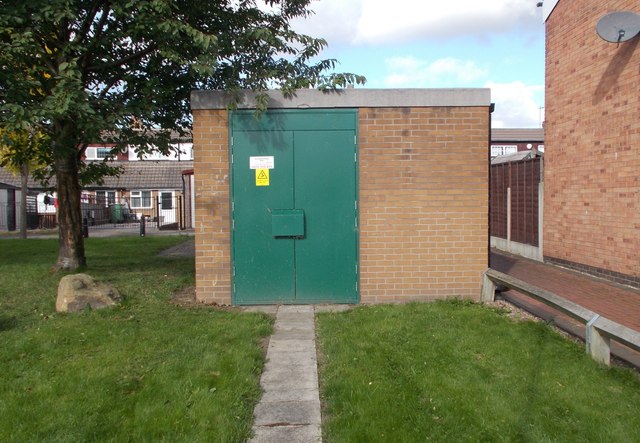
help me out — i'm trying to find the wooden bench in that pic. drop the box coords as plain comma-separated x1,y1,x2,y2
482,268,640,366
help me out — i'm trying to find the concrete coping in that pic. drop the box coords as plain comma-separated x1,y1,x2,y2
482,268,640,366
190,88,492,110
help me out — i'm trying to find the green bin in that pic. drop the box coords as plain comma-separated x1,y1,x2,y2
110,204,123,223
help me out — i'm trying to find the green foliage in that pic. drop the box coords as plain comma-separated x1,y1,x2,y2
317,302,640,442
0,127,48,174
0,0,364,267
0,236,273,442
0,0,365,162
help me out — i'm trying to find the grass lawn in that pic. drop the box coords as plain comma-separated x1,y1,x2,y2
317,301,640,442
0,236,272,442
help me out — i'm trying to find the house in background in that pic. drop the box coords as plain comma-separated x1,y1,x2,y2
491,127,544,159
542,0,639,288
80,138,194,229
82,159,194,229
83,139,194,162
0,137,195,232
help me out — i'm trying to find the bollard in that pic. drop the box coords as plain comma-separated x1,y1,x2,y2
139,216,146,237
586,314,610,366
82,217,89,238
481,272,497,302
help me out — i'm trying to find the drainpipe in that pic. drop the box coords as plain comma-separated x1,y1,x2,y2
488,103,495,269
181,173,186,230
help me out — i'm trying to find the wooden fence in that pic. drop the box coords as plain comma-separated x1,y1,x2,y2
490,157,542,259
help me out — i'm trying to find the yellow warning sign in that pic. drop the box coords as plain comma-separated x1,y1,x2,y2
256,168,270,186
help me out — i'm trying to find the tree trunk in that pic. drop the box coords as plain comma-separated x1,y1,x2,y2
54,153,86,271
19,162,28,239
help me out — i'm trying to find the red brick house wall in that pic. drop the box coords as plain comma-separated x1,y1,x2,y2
544,0,640,288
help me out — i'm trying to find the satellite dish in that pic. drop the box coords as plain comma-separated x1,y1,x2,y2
596,11,640,43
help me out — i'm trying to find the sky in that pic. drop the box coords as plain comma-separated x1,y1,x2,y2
289,0,546,128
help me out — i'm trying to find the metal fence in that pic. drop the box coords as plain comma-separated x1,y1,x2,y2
81,194,188,232
1,194,189,233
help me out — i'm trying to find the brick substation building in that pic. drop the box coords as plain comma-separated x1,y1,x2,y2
190,89,491,305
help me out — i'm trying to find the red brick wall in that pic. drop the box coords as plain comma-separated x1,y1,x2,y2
544,0,640,285
358,107,489,302
193,106,490,304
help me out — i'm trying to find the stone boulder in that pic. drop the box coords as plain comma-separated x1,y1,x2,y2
56,273,122,313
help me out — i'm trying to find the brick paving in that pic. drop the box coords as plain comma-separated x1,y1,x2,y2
491,250,640,331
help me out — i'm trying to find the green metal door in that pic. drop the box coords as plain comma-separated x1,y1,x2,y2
231,109,358,305
232,130,296,304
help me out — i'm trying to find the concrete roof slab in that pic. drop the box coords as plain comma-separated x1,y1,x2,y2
191,88,492,110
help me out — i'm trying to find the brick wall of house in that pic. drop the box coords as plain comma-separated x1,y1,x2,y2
544,0,640,287
192,109,232,304
358,107,489,302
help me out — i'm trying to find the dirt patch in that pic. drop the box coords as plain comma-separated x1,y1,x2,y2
158,239,195,257
170,286,276,317
488,299,542,323
171,285,199,306
259,336,271,358
489,299,586,346
170,286,237,311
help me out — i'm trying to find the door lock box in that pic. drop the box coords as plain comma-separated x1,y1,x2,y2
271,209,305,238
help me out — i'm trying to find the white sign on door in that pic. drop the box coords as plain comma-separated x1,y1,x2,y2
249,156,275,170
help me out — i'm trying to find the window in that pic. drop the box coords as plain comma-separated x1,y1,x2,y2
85,146,113,160
130,191,151,208
491,145,518,158
160,192,173,210
96,191,116,206
96,147,110,159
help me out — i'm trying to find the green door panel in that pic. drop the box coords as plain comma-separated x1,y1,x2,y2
294,130,358,303
231,109,358,305
232,130,295,304
232,111,356,132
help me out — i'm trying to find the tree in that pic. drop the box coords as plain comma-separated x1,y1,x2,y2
0,0,364,270
0,127,48,239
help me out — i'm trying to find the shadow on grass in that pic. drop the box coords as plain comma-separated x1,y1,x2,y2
513,324,547,439
0,315,18,331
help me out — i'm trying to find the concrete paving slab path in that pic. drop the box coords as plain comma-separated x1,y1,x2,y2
249,305,322,443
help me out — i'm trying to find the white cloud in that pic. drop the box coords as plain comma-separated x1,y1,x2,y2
357,0,540,44
487,81,544,128
286,1,546,128
291,0,362,44
291,0,541,45
383,56,488,87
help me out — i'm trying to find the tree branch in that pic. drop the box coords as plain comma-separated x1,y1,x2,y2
72,0,108,46
96,77,122,100
87,44,158,72
78,1,113,75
